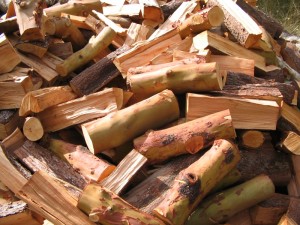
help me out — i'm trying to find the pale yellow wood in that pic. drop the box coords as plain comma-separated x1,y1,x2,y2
186,94,280,130
281,102,300,133
23,117,44,141
61,13,93,30
103,4,141,18
19,85,77,117
37,88,126,132
279,132,300,155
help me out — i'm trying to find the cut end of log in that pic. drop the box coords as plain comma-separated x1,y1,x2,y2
23,117,44,141
240,130,265,149
208,6,225,27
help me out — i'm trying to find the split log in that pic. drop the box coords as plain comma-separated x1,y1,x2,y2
210,55,254,76
0,16,18,34
107,16,132,28
124,153,202,213
153,139,241,225
12,0,45,41
278,198,300,225
48,138,115,182
0,110,21,140
0,146,27,194
0,34,21,74
249,193,291,225
56,27,116,76
48,42,73,59
1,127,25,152
290,155,300,196
61,13,92,30
278,131,300,155
19,85,77,117
186,175,275,225
100,150,147,195
186,93,280,130
37,88,126,132
69,45,130,96
14,140,87,189
212,84,283,105
178,6,224,39
114,29,182,76
44,17,86,50
0,181,17,204
77,184,165,225
238,142,291,186
81,90,180,154
102,4,141,20
278,102,300,134
193,31,282,75
0,72,33,110
0,201,41,225
23,117,44,141
139,0,164,23
172,49,211,62
43,0,102,17
127,62,223,98
237,130,268,149
18,170,95,225
236,0,283,38
15,39,49,58
148,1,197,40
134,109,236,164
207,0,262,48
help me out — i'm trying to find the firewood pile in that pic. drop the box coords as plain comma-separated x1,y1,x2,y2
1,0,300,224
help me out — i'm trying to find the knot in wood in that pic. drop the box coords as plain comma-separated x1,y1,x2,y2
178,173,201,203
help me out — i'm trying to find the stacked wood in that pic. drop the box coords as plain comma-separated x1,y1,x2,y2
278,131,300,155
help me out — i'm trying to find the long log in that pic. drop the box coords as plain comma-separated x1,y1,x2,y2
127,62,223,98
56,27,116,76
77,184,165,225
82,90,180,154
153,139,241,225
134,109,236,164
69,45,129,96
186,175,275,225
48,138,115,182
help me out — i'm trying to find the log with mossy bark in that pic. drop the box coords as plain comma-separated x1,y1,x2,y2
56,27,116,76
127,62,223,99
186,174,275,225
47,138,115,183
153,139,241,225
134,109,236,165
19,85,77,117
77,184,165,225
178,6,224,39
36,88,126,132
82,90,180,154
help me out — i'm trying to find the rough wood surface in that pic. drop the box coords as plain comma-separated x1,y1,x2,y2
0,110,20,140
23,117,44,141
14,140,87,189
134,109,236,164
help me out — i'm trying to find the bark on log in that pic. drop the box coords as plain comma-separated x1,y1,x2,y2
128,62,223,98
153,139,241,225
134,109,236,164
77,184,165,225
56,27,116,76
238,141,291,186
186,175,275,225
207,0,262,48
69,45,129,96
161,0,185,19
236,0,283,38
48,138,115,182
14,140,87,189
82,90,180,154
